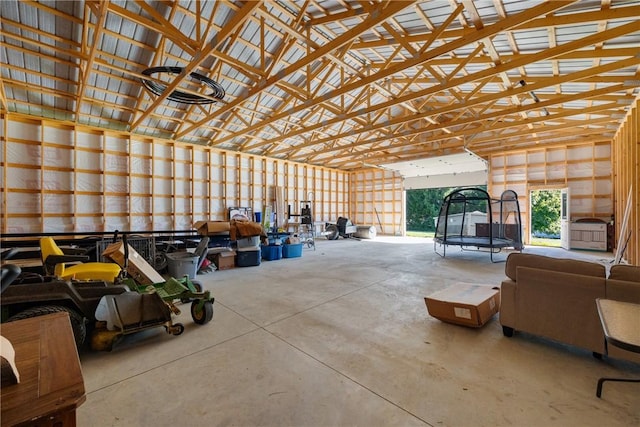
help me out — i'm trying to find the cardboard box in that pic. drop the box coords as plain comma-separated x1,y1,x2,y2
424,284,500,328
194,220,230,235
102,241,165,285
212,251,236,270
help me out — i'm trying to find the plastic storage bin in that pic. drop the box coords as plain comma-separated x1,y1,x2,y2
236,246,261,267
282,243,303,258
267,237,281,245
261,244,282,261
166,252,199,279
237,235,260,248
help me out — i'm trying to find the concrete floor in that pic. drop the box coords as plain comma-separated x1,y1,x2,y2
77,237,640,426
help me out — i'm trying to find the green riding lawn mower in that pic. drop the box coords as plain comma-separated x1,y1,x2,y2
1,235,215,351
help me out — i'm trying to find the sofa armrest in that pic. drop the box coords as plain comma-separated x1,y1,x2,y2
499,279,517,328
513,266,606,354
606,279,640,304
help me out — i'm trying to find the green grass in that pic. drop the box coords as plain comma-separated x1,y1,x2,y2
406,231,562,247
406,231,435,238
529,237,561,247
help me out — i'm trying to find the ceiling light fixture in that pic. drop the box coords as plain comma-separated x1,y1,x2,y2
141,66,225,105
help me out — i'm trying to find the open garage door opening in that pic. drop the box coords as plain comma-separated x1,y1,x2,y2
405,186,487,238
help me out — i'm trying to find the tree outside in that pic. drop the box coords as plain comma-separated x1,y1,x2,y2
406,186,487,233
530,189,561,239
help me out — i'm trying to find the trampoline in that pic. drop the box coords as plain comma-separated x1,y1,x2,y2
433,188,523,262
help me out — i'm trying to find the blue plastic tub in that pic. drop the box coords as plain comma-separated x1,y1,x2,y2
282,243,303,258
261,244,282,261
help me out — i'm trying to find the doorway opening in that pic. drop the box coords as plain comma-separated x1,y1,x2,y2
529,189,562,248
405,185,487,237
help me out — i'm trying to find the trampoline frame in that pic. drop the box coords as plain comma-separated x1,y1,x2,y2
433,188,523,262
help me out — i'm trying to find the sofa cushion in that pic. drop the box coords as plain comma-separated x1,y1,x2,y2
606,279,640,304
513,266,606,354
504,253,606,281
608,264,640,282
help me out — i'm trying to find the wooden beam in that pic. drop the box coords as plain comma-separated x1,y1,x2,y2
289,101,625,162
261,37,638,155
23,0,83,24
307,6,367,26
0,31,85,67
0,75,8,112
350,4,640,50
130,1,262,130
109,2,197,56
215,1,578,151
75,0,109,123
175,0,418,139
272,57,640,158
210,3,464,148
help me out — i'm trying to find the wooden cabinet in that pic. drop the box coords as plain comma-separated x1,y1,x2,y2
1,312,85,427
570,221,607,251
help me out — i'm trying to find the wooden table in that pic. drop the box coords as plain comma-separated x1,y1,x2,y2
595,298,640,398
1,312,86,426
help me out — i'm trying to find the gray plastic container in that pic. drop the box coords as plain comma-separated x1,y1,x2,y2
166,252,199,279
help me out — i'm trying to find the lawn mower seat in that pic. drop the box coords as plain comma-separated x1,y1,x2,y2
40,237,121,283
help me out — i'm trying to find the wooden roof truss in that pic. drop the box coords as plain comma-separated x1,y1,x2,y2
1,0,639,170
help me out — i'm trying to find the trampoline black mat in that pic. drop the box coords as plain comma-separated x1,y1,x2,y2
434,236,515,249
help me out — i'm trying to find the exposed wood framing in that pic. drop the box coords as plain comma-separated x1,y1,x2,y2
612,95,640,265
3,1,636,170
0,113,350,234
1,1,639,243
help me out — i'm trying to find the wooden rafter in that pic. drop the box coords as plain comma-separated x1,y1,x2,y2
0,75,8,112
268,55,640,159
130,1,262,130
351,4,640,50
288,98,629,164
176,0,418,139
76,1,109,122
214,2,576,153
1,0,638,170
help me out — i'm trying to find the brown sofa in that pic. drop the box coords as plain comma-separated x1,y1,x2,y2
500,253,640,363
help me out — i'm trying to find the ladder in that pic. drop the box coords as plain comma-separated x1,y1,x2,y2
299,200,315,250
